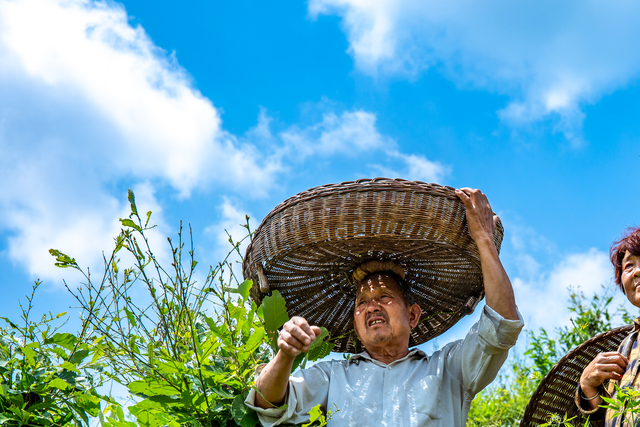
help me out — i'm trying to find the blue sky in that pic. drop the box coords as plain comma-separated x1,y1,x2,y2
2,0,640,348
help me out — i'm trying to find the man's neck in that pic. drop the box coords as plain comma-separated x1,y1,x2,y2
364,345,410,365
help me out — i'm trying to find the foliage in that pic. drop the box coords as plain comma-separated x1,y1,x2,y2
6,188,634,426
525,286,614,377
537,413,585,427
0,281,104,426
44,189,333,426
467,285,619,427
466,359,540,427
301,404,338,427
601,384,640,426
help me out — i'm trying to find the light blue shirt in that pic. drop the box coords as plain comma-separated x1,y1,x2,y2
245,305,524,426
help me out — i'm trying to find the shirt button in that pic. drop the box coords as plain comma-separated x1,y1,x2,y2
386,413,391,418
386,391,391,395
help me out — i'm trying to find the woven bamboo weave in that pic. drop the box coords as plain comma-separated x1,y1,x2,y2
521,325,633,427
243,178,504,353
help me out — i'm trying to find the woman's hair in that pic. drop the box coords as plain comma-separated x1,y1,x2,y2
610,227,640,291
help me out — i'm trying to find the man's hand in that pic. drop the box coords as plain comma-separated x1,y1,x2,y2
278,316,323,358
254,316,321,409
455,188,496,245
455,187,519,321
579,351,627,408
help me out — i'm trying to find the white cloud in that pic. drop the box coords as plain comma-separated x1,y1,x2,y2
0,0,278,196
370,150,450,183
309,0,640,142
512,248,620,333
0,0,279,283
256,108,449,183
0,0,448,285
278,109,390,159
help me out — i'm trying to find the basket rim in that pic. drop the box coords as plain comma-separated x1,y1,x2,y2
243,178,501,352
520,324,634,426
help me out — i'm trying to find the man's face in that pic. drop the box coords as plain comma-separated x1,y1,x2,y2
621,250,640,308
353,274,420,350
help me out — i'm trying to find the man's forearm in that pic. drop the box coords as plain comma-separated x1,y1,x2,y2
477,237,519,321
254,351,296,409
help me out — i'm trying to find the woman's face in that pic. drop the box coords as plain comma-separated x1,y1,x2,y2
621,250,640,308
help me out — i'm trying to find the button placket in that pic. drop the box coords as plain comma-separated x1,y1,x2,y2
383,365,393,421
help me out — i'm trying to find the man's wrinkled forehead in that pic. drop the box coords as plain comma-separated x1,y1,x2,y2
355,273,401,298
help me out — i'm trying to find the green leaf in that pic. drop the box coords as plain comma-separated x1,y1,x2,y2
210,385,236,399
231,395,249,424
0,317,20,329
69,349,90,364
308,340,335,363
60,361,80,373
74,392,101,417
306,327,333,362
128,189,138,217
120,218,141,232
239,408,260,427
48,249,78,268
48,377,72,391
44,332,77,351
50,346,68,361
233,279,253,301
124,308,137,327
22,346,37,366
262,290,289,332
244,327,265,353
302,404,326,427
128,379,180,397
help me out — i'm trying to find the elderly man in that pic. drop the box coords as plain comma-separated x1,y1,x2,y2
245,188,524,426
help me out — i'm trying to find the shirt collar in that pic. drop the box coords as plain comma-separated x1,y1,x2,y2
348,348,427,365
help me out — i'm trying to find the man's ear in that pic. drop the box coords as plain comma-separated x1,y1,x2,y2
408,304,421,328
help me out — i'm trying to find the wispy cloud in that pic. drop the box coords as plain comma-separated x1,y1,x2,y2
252,107,449,182
309,0,640,143
0,0,448,283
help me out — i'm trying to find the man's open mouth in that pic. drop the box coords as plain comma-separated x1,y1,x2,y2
367,318,386,327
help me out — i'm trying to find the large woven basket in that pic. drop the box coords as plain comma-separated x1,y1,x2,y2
243,178,504,353
521,325,633,426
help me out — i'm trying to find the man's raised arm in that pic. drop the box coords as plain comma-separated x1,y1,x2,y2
254,316,321,408
455,188,519,321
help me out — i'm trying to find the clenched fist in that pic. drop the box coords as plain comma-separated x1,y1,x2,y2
278,316,322,358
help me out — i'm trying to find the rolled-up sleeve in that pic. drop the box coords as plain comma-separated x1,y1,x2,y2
446,305,524,396
245,362,332,426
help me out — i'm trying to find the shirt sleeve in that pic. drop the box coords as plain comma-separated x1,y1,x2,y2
444,304,524,396
244,361,332,426
574,384,607,427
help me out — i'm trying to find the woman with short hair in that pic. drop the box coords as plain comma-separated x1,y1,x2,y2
577,227,640,426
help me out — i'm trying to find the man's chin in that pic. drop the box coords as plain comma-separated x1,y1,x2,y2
365,332,392,345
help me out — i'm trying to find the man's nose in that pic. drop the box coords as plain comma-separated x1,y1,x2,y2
365,298,382,312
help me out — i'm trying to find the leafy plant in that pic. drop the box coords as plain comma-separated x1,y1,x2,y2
467,285,618,427
538,413,586,427
600,384,640,427
0,281,104,426
466,358,540,427
48,189,334,426
301,404,338,427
